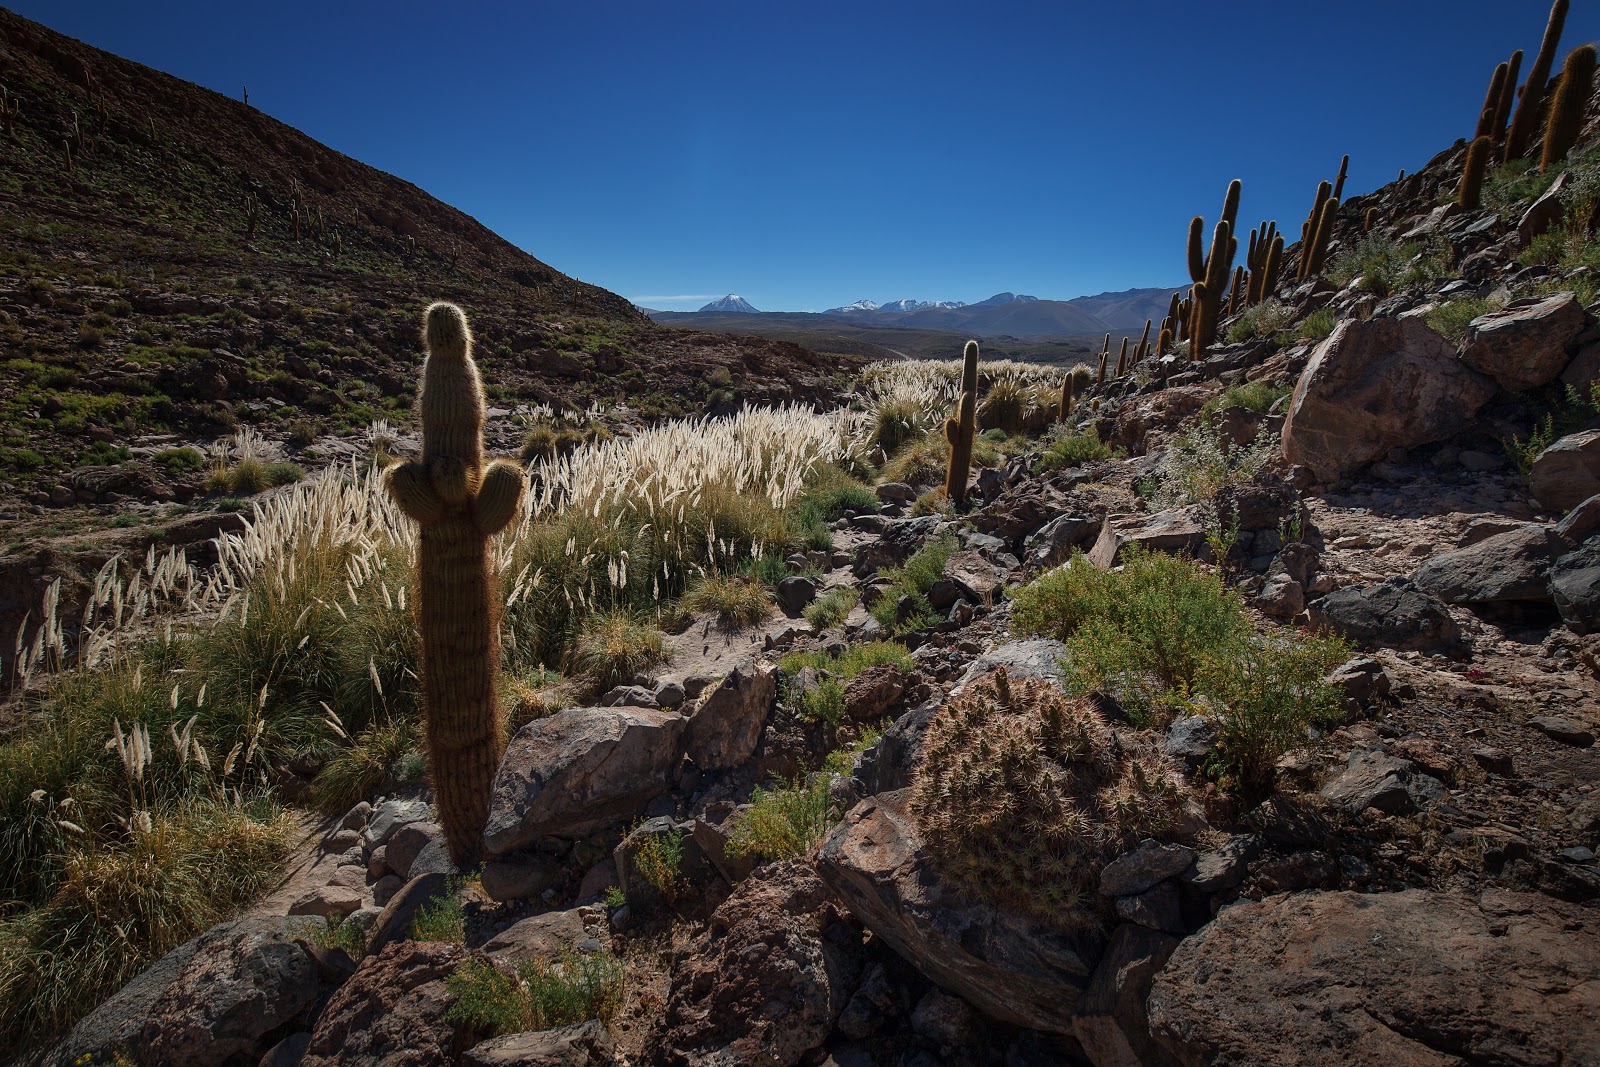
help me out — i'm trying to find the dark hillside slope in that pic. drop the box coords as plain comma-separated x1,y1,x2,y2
0,7,856,494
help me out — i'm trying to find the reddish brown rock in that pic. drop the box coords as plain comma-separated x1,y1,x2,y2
686,657,777,772
658,861,862,1067
1282,317,1496,482
1459,291,1585,393
1147,889,1600,1067
300,940,463,1067
843,664,907,722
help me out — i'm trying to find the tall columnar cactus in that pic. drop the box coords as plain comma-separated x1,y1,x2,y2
943,340,979,506
1331,154,1350,201
385,303,525,866
1059,364,1093,421
1262,234,1284,297
1133,319,1151,364
1492,50,1524,147
1188,281,1208,361
1157,325,1173,357
1506,0,1570,163
1303,195,1340,279
1476,63,1509,140
1458,135,1493,209
1185,179,1241,361
1296,181,1333,282
1114,336,1130,378
1541,44,1597,171
1227,265,1246,318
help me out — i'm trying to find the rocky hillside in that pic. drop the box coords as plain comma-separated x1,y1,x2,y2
0,7,857,496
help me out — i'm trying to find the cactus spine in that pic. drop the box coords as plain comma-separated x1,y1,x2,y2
1506,0,1570,163
1541,44,1596,171
1458,135,1492,209
943,340,979,506
385,303,525,865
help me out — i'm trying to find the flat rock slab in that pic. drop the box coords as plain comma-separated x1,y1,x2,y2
1411,525,1557,605
1088,510,1204,571
816,790,1103,1035
1147,889,1600,1067
464,1020,616,1066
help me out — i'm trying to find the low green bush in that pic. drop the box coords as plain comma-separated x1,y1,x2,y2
867,534,958,631
1037,429,1113,472
803,586,858,630
679,573,774,629
1425,298,1491,344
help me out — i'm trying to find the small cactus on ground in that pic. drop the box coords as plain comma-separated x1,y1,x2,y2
1458,135,1493,209
943,340,980,507
908,668,1185,928
385,302,526,866
1541,44,1596,171
1506,0,1570,163
1363,206,1379,232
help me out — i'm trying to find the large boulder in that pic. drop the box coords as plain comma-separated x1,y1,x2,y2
1147,889,1600,1067
485,707,687,854
47,918,320,1067
685,657,776,772
299,940,462,1067
657,861,862,1067
1528,429,1600,513
816,790,1103,1035
481,906,609,966
1306,578,1465,655
1282,317,1496,482
1411,524,1558,605
1552,540,1600,634
1458,291,1585,392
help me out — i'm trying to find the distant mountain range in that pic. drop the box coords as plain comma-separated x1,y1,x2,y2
647,287,1183,339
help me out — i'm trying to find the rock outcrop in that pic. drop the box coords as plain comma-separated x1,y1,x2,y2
1282,317,1496,482
1458,291,1584,392
1147,889,1600,1066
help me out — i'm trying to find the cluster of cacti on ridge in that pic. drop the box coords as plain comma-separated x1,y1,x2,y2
1296,160,1342,283
1185,178,1240,360
943,340,979,507
384,302,525,865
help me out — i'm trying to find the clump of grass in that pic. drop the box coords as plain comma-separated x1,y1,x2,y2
309,717,421,812
868,534,958,631
444,950,628,1040
1037,428,1113,472
868,398,926,456
1225,299,1294,343
1425,298,1491,344
570,610,669,689
154,446,206,473
909,488,951,516
679,573,774,630
285,420,318,448
410,880,466,943
909,669,1184,926
313,913,369,958
1200,381,1289,421
1328,233,1451,297
727,743,868,862
1011,548,1349,792
803,586,858,630
1290,306,1337,342
977,379,1029,435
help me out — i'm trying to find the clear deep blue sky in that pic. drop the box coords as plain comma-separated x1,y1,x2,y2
11,2,1600,310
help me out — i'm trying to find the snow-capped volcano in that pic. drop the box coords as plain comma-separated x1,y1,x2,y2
824,297,967,314
828,299,881,313
699,294,761,313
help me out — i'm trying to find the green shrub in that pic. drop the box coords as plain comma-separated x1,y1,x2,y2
1225,299,1294,343
263,461,304,487
977,379,1029,435
1292,306,1337,342
679,573,774,629
285,420,317,448
803,586,858,630
1011,548,1349,791
410,881,465,943
445,956,526,1039
631,827,685,900
445,947,627,1037
1425,298,1491,344
781,640,913,726
309,717,421,811
1143,421,1277,511
868,534,958,631
727,744,865,862
1037,429,1113,472
1328,234,1451,297
312,914,369,958
154,447,205,473
1200,382,1289,421
1505,381,1600,474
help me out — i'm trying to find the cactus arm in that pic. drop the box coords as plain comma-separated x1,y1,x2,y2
385,460,445,525
473,459,525,536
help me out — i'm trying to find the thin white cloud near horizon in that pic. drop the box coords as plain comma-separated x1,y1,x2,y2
629,294,722,304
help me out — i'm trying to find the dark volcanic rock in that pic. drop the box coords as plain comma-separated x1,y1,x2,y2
1307,578,1465,655
1412,525,1558,606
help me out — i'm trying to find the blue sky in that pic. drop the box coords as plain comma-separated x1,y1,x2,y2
12,2,1600,311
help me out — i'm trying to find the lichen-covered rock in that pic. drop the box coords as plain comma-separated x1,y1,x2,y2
300,940,463,1067
1147,889,1600,1066
658,861,862,1067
